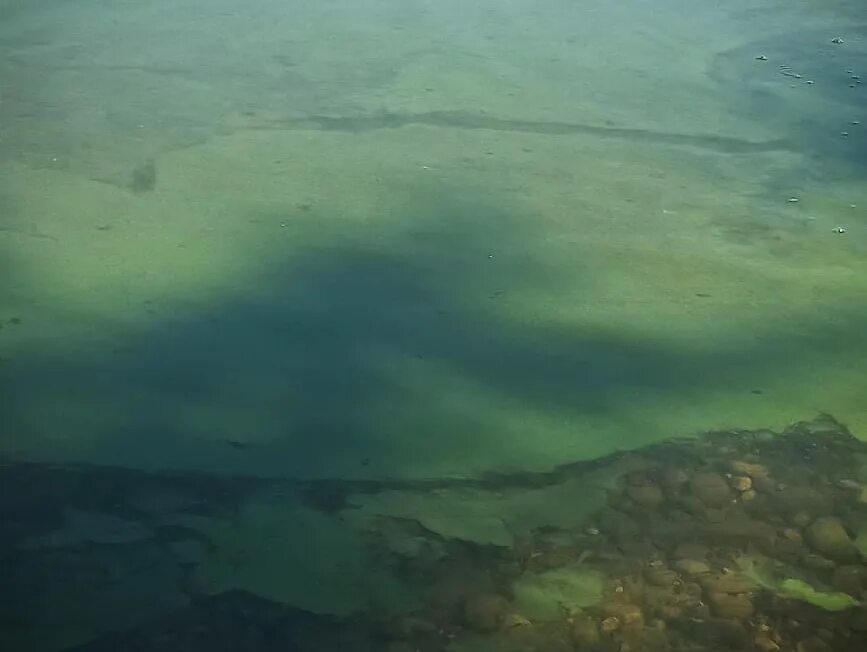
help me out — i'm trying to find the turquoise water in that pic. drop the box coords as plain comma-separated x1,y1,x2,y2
1,1,866,649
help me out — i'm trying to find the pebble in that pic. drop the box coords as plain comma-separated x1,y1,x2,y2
732,476,752,492
788,197,799,203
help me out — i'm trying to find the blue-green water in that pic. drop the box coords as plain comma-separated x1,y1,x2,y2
1,1,866,650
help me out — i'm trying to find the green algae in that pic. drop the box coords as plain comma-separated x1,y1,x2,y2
511,565,604,620
777,579,859,611
736,553,860,612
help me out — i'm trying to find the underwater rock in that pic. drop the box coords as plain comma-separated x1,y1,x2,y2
627,483,664,509
690,472,733,508
731,476,752,492
700,572,757,595
849,606,867,631
501,613,531,628
782,528,803,542
674,559,710,576
752,474,779,494
703,517,776,551
802,553,837,572
463,593,509,632
706,590,754,619
755,632,782,651
730,461,769,478
805,516,858,562
645,567,679,587
599,615,620,632
600,601,644,628
831,565,867,596
795,635,834,652
777,487,834,518
661,467,689,491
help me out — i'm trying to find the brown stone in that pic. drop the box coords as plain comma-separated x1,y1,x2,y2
730,461,768,478
628,483,665,508
463,593,509,631
703,518,776,551
805,516,857,562
700,572,757,594
755,634,782,651
600,602,644,628
674,559,710,576
803,553,836,572
661,467,689,490
752,475,778,493
777,487,833,517
741,489,757,501
731,476,752,492
646,567,680,587
691,473,733,508
706,591,754,619
600,616,620,632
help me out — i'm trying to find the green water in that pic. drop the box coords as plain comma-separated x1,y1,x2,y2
1,2,867,648
3,0,865,480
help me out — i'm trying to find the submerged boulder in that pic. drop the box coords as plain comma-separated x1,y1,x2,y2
690,473,733,508
805,517,858,562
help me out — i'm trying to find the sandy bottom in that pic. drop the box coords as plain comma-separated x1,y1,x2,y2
1,0,866,480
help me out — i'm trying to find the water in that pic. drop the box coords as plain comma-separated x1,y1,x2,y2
1,1,866,650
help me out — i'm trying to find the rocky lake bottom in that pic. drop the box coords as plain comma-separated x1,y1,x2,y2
2,414,866,652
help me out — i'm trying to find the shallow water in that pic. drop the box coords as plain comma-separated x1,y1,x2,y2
1,0,866,649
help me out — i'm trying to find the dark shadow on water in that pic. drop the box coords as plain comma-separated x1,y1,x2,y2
0,179,865,480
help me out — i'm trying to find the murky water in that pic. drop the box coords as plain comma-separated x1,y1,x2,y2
1,0,865,650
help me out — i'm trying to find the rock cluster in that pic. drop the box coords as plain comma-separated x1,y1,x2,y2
376,415,867,652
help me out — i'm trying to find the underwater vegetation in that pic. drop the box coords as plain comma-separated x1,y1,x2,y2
2,414,867,651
